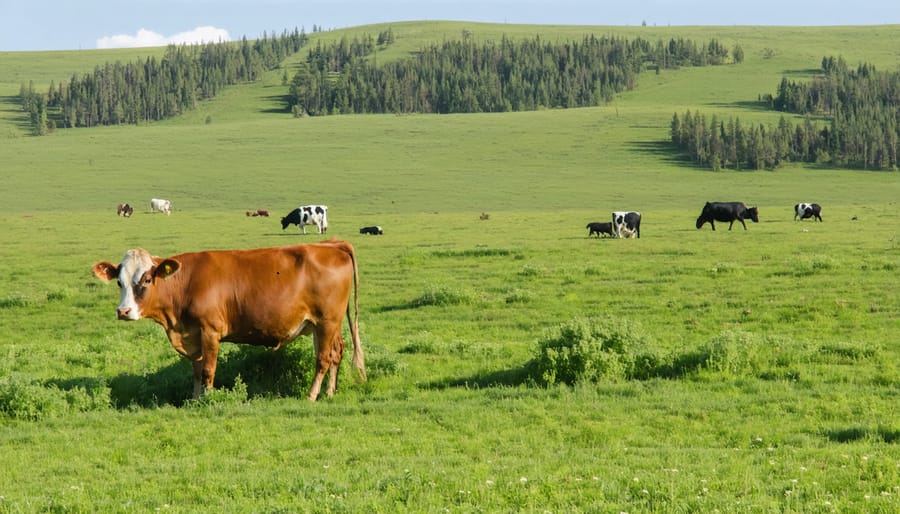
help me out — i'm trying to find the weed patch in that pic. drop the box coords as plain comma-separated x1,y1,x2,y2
527,316,657,385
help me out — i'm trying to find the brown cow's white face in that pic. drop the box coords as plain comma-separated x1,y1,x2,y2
93,248,157,320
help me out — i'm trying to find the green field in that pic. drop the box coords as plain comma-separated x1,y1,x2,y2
1,21,898,512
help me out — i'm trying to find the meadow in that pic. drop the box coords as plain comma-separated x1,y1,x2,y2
0,21,899,512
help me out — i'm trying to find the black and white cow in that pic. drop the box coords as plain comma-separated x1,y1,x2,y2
794,203,822,222
281,205,328,234
586,222,614,238
359,226,383,235
696,202,758,231
612,211,641,238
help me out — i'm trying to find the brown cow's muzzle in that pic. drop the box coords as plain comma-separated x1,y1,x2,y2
117,307,135,320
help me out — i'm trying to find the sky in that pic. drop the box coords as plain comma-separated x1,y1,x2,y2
1,0,898,52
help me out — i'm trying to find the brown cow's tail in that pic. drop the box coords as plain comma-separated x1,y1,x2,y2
345,242,366,382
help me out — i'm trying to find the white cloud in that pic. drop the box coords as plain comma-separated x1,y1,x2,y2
96,26,231,49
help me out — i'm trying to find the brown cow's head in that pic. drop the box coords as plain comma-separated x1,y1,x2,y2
93,248,180,320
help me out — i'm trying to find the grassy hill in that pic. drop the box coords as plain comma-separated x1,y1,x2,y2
0,21,898,512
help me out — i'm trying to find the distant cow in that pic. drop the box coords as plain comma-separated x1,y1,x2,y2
150,198,172,215
246,209,270,217
696,202,758,231
586,222,614,238
92,241,365,401
117,203,133,217
612,211,642,238
281,205,328,234
359,226,383,235
794,203,822,222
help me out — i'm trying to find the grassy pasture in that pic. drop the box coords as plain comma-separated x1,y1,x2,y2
1,22,899,512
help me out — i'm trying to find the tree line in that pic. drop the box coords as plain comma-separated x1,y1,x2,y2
19,29,308,134
288,33,742,116
671,56,900,171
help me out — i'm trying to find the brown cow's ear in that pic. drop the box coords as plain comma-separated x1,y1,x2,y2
154,259,181,280
92,261,118,282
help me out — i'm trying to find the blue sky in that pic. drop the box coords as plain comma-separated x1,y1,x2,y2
2,0,898,52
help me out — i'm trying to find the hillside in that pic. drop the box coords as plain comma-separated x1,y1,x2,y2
0,22,898,513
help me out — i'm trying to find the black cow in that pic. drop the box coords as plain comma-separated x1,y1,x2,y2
281,205,328,234
359,226,383,235
586,222,614,238
612,211,641,238
794,203,822,222
696,202,759,231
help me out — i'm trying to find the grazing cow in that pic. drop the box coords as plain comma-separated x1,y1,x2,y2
359,226,383,235
92,241,365,401
117,203,133,217
696,202,759,231
612,211,642,238
281,205,328,234
150,198,172,215
586,222,614,238
794,203,822,222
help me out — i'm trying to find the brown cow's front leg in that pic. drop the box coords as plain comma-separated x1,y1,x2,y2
192,329,221,398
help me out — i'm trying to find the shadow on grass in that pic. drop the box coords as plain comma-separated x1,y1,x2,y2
705,100,772,112
422,350,708,391
625,140,700,168
825,426,900,444
49,344,316,408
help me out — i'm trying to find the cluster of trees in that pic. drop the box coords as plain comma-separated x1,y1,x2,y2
20,29,308,133
672,56,900,171
288,33,741,116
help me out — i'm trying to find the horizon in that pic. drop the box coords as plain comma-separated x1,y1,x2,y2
2,0,898,52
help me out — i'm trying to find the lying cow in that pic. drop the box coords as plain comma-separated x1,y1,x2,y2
92,241,366,401
117,203,133,217
150,198,172,215
281,205,328,234
794,203,822,222
612,211,641,238
696,202,758,231
586,222,614,238
246,209,270,217
359,226,383,235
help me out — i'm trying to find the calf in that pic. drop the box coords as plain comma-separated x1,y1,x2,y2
696,202,758,231
612,211,641,238
794,203,822,222
117,203,133,217
586,222,614,238
281,205,328,234
359,226,383,235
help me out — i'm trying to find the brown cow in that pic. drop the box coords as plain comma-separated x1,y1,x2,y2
92,241,365,401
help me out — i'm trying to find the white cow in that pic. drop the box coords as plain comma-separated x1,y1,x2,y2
150,198,172,215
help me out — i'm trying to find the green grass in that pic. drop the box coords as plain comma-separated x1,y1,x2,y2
1,21,899,512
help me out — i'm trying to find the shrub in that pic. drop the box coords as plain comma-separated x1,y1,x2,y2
528,316,654,385
411,285,477,307
0,376,110,421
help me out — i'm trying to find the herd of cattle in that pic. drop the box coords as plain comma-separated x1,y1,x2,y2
101,197,822,400
118,200,384,237
587,202,822,238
